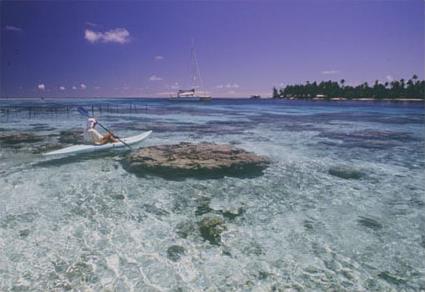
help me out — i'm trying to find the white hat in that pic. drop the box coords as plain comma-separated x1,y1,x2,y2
87,118,97,128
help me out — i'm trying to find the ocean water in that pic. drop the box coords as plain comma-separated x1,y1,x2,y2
0,98,424,291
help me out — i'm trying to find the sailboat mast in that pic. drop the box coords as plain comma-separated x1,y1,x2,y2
191,41,204,91
170,39,210,100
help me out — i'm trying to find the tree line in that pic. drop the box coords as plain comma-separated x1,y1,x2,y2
273,75,424,100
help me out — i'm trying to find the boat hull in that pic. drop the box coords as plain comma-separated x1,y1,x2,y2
43,131,152,156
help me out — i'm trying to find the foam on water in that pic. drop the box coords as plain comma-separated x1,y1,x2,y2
0,99,424,290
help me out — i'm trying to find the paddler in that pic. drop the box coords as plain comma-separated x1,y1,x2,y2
85,118,117,145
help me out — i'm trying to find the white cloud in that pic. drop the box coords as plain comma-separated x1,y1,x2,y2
386,75,394,82
157,91,175,96
80,83,87,89
4,25,22,32
321,70,339,75
37,83,45,90
84,28,130,44
216,83,240,89
170,82,180,89
85,30,100,43
154,55,164,60
59,86,65,91
85,22,98,27
103,28,130,44
72,86,77,90
149,75,163,81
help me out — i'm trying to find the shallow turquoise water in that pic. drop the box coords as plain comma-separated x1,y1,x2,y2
0,98,424,291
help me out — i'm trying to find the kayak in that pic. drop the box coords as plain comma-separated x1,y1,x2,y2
43,131,152,156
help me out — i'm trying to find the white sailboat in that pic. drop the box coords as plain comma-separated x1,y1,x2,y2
169,44,211,101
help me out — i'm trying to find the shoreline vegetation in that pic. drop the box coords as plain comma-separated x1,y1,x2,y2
273,75,424,101
0,75,424,101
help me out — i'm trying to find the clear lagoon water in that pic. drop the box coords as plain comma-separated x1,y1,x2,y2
0,98,424,291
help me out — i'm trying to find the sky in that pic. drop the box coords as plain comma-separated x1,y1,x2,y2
0,0,423,98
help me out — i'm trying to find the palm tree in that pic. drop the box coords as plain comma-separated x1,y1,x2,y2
272,87,279,98
275,76,423,100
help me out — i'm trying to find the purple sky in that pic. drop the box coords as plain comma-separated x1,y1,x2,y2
1,0,423,98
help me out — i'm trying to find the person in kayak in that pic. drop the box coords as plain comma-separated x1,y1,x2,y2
85,118,117,145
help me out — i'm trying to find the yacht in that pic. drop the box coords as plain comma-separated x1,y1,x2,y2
169,44,211,101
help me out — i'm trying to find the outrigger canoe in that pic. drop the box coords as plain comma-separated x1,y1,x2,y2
43,131,152,156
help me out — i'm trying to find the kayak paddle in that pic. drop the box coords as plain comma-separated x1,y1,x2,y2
77,106,132,149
